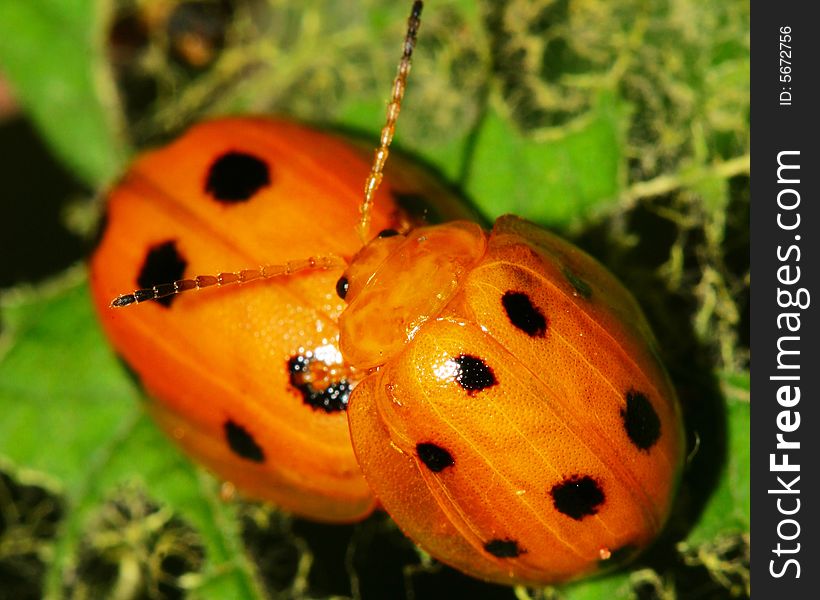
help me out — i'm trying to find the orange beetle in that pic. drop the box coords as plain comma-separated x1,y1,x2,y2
95,0,684,585
342,216,684,584
89,117,473,522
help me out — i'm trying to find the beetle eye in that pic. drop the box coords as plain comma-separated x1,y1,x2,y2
336,275,349,300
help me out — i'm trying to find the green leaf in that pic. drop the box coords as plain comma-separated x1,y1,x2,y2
560,571,633,600
685,375,750,545
466,94,627,227
0,276,260,599
0,0,125,186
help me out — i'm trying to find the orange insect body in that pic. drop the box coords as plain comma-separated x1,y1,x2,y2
339,217,684,585
90,117,471,522
92,0,685,587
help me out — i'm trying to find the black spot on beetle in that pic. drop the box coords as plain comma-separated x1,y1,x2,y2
224,419,265,463
562,267,592,299
335,275,349,300
416,443,454,472
137,240,187,308
484,538,524,558
205,151,270,203
288,354,350,413
551,475,605,520
452,355,497,393
377,228,400,238
501,291,547,337
621,390,661,451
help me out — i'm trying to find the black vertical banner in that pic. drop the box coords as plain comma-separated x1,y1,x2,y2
752,1,820,595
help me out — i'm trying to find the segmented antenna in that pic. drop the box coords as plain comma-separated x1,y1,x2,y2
111,255,346,307
356,0,424,242
110,2,425,308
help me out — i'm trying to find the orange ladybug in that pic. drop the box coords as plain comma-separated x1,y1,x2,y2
95,0,684,586
89,117,473,522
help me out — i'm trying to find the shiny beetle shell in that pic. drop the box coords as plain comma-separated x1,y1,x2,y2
89,117,473,522
340,216,684,585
